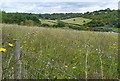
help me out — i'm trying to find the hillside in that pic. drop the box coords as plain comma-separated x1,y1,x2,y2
2,24,118,79
40,19,57,25
39,8,118,28
61,17,91,25
82,9,118,28
1,9,119,32
40,17,91,25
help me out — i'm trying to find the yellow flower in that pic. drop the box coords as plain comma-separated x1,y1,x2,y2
11,67,14,69
8,43,14,47
67,77,71,79
0,48,7,52
72,66,76,69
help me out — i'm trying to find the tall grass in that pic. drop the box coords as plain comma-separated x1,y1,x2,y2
2,24,118,79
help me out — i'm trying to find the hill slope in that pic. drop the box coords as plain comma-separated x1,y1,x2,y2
82,9,118,27
61,17,91,25
40,17,91,25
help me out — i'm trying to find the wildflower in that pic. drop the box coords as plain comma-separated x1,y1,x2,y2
48,62,50,64
96,49,98,51
3,67,7,69
72,66,76,69
11,67,14,70
75,57,77,59
67,77,71,79
0,48,7,52
54,76,57,78
8,43,14,47
65,65,68,68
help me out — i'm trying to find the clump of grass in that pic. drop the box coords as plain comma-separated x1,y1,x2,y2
2,24,118,79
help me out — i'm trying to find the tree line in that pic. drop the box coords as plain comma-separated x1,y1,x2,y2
1,8,119,28
1,11,41,26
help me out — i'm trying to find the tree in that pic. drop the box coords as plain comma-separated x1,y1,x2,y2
84,20,104,27
56,20,66,27
73,19,75,21
41,23,51,27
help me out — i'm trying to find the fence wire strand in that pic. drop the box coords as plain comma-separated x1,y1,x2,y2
22,59,48,79
21,50,76,79
23,67,38,79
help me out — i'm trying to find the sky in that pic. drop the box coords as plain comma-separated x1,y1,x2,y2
0,0,119,14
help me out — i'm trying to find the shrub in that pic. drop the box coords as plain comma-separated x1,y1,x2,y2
24,20,35,26
41,23,51,27
56,20,66,27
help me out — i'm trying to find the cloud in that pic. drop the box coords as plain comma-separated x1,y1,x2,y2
0,2,119,14
0,0,119,2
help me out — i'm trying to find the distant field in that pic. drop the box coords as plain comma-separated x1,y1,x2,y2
40,18,119,33
40,17,91,25
61,17,91,25
40,19,57,25
2,24,118,79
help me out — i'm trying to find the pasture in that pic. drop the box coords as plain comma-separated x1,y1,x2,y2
61,17,91,25
40,17,91,26
2,24,118,79
40,19,57,25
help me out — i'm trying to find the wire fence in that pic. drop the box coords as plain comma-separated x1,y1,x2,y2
2,39,119,80
2,39,77,79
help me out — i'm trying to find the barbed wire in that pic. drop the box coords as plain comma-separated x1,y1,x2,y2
21,50,76,79
23,67,38,79
22,59,49,79
2,39,76,79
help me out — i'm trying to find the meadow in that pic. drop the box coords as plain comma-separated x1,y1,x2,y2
40,17,91,26
40,19,57,25
61,17,91,25
2,24,118,79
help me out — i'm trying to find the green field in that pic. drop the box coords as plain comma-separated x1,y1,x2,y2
2,24,118,79
61,17,91,25
40,17,91,26
40,19,57,25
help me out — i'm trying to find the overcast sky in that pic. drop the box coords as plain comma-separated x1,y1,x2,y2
0,0,119,14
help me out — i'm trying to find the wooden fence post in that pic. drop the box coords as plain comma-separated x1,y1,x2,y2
14,39,22,79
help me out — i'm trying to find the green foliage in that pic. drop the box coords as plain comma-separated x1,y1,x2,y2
84,20,104,27
2,11,41,26
24,20,35,26
1,9,119,32
82,9,118,28
41,23,51,27
38,13,82,20
54,20,66,27
118,10,120,28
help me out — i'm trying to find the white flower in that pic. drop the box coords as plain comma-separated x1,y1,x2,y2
65,66,68,68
